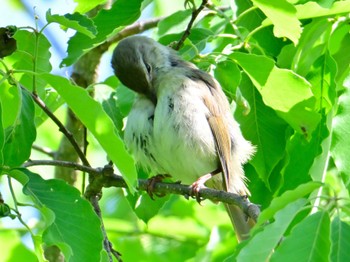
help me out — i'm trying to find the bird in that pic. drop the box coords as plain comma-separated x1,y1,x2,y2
111,35,255,241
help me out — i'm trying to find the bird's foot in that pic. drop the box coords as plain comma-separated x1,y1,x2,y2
146,174,171,200
190,173,213,203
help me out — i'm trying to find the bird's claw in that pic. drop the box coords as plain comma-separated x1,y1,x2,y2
146,174,171,200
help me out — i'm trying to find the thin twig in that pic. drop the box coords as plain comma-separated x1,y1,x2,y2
23,159,260,222
32,144,56,158
174,0,209,50
24,88,91,167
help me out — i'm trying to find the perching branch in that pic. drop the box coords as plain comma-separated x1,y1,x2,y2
23,160,260,222
174,0,209,50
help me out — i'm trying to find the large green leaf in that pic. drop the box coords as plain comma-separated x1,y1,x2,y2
12,30,52,94
46,9,97,38
331,84,350,178
235,75,288,186
270,211,331,262
61,0,144,67
12,169,104,262
236,198,307,262
232,52,320,134
41,73,137,190
3,88,36,167
252,0,301,44
331,216,350,262
0,99,4,166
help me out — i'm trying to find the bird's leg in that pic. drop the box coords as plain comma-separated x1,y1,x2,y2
190,168,221,203
146,174,171,199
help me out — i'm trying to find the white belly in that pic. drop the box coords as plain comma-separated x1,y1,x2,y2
124,84,219,184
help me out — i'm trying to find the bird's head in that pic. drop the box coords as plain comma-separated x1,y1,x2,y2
111,36,173,102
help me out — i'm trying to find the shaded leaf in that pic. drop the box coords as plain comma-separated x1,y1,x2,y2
46,9,97,38
15,169,104,262
270,211,331,262
235,75,288,186
41,73,137,191
214,60,241,99
331,84,350,178
3,89,36,167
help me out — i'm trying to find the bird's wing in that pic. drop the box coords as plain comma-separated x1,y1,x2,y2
191,69,233,192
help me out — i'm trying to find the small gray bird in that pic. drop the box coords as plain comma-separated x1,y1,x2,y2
111,36,255,241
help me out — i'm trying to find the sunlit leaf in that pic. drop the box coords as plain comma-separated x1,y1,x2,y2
46,9,97,38
41,73,137,191
12,30,52,94
252,0,301,44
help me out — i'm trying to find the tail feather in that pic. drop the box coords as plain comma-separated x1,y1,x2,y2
225,204,255,241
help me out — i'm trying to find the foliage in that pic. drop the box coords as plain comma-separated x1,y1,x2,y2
0,0,350,261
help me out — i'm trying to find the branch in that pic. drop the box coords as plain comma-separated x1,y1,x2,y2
23,160,260,222
174,0,209,50
26,89,90,167
32,144,56,158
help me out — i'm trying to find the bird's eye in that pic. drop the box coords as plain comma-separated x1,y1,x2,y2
145,63,152,74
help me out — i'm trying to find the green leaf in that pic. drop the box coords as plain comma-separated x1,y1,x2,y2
214,60,241,99
0,99,5,166
12,30,52,93
41,73,137,191
73,0,108,14
16,169,104,262
296,1,350,19
280,115,329,193
257,181,322,225
134,192,170,223
46,9,97,38
62,0,143,67
102,92,124,135
230,52,274,87
331,216,350,262
236,198,307,262
3,88,36,167
157,9,192,36
232,52,320,134
235,75,288,186
270,211,331,262
0,82,20,129
252,0,301,44
331,84,350,177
